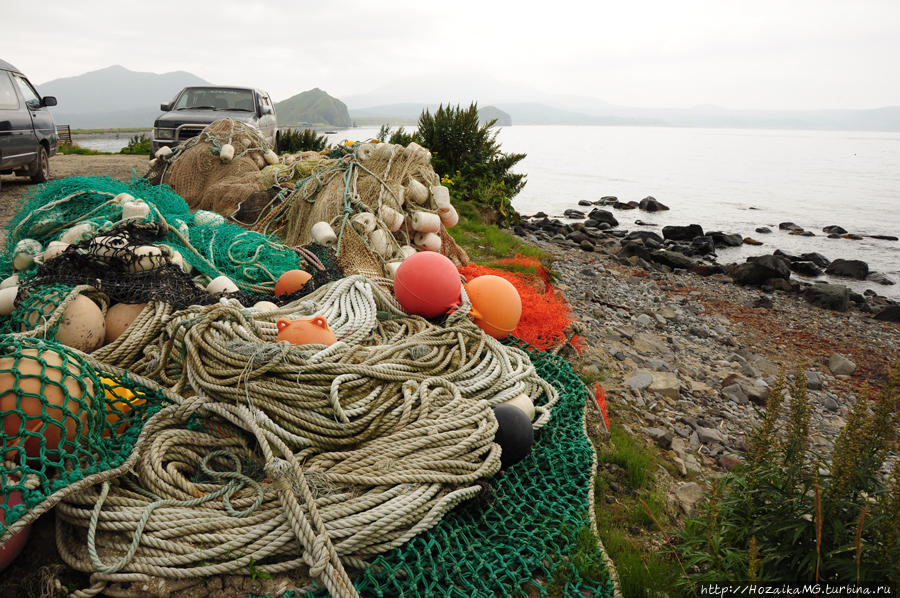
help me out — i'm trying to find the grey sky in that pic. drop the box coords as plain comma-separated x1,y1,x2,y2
3,0,898,110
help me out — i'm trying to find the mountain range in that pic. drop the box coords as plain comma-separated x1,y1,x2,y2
35,65,900,131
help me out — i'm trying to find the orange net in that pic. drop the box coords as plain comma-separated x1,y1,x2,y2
458,256,575,351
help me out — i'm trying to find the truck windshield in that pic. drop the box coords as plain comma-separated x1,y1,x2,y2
173,88,255,112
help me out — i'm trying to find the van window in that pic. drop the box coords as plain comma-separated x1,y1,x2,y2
13,75,41,109
0,72,19,109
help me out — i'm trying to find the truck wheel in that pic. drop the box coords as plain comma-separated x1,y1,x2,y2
29,147,49,183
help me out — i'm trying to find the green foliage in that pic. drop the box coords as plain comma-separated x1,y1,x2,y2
677,365,900,586
418,103,526,225
247,557,272,580
57,143,109,155
600,424,655,488
277,128,329,153
119,133,151,155
446,200,546,264
380,103,527,225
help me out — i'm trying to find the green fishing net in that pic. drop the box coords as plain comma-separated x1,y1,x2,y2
263,338,613,598
0,336,169,534
0,177,310,295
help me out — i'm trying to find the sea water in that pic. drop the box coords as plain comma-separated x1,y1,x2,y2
497,125,900,300
84,125,900,299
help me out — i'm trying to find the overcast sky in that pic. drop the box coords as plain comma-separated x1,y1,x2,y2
3,0,898,110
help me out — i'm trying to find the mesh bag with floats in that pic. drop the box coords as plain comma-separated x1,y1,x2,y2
0,336,169,548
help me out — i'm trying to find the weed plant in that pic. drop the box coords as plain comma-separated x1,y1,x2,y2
676,366,900,586
119,134,151,155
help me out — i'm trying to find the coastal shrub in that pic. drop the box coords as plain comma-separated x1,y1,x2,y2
119,133,151,155
676,366,900,586
379,103,526,225
57,143,108,156
277,128,329,153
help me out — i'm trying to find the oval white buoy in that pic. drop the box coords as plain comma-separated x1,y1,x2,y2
378,205,405,232
219,143,235,163
311,221,338,247
264,149,279,165
194,210,225,226
59,222,97,245
38,241,70,264
155,146,172,158
13,239,42,271
411,211,441,234
368,229,393,258
430,185,452,210
351,212,377,235
385,261,402,279
398,245,418,260
206,275,239,294
0,286,18,316
502,393,536,421
439,204,459,228
406,179,429,205
127,245,167,272
413,232,442,252
1,274,19,289
252,301,279,312
121,199,151,221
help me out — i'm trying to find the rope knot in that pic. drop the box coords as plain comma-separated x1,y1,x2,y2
308,535,331,578
172,395,209,422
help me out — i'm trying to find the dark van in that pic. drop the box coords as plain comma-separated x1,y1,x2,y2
0,59,58,190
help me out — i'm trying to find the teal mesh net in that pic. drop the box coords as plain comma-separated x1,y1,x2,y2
263,338,613,598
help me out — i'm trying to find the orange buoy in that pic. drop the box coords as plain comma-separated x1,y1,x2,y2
275,270,312,297
393,251,461,318
0,489,32,571
465,275,522,338
277,316,337,346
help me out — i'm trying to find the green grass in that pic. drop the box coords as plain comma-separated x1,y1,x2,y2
590,421,686,597
70,128,151,134
448,201,547,264
57,143,111,155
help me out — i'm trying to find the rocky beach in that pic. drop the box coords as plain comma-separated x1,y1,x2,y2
516,211,900,514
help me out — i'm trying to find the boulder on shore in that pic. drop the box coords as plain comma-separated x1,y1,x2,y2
588,208,619,227
638,196,670,212
825,258,869,280
662,224,704,242
804,283,850,312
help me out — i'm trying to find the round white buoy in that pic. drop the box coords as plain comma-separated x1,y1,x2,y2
351,212,377,235
411,211,441,234
206,275,239,294
413,232,442,252
378,205,405,232
398,245,418,260
502,393,536,421
406,179,429,205
430,185,451,210
438,204,459,228
219,144,235,163
368,229,393,258
311,221,338,247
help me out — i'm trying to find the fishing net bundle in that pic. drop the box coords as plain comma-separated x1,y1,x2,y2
0,177,334,300
148,118,275,215
0,177,613,596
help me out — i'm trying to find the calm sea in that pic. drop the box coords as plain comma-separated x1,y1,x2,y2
84,125,900,299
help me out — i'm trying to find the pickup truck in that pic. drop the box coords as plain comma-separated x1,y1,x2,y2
151,86,278,156
0,58,58,190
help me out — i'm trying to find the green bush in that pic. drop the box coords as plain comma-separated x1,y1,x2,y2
677,367,900,586
378,103,526,225
58,143,108,156
120,133,151,155
277,128,329,153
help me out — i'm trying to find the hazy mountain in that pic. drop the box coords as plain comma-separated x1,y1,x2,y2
350,102,656,126
275,88,351,127
478,106,511,126
38,65,210,128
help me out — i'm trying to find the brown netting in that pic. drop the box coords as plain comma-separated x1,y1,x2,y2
156,119,271,214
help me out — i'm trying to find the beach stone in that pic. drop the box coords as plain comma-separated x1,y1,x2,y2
635,313,654,327
822,397,840,411
638,196,669,212
633,332,668,355
869,234,899,241
822,225,848,234
578,200,592,206
684,454,703,473
804,283,849,312
625,230,664,244
743,237,763,245
828,353,856,376
722,383,748,404
588,209,619,227
649,372,681,400
650,250,697,270
789,261,822,277
779,222,804,231
696,426,725,444
801,252,830,267
564,209,585,219
579,240,595,252
672,456,688,477
866,272,895,285
826,258,869,280
670,437,687,461
874,306,900,322
728,256,790,286
662,224,704,241
709,232,743,247
805,371,824,391
625,371,653,390
674,482,705,515
755,227,772,234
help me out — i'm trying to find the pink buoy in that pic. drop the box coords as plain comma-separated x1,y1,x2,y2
0,489,32,572
393,251,461,318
